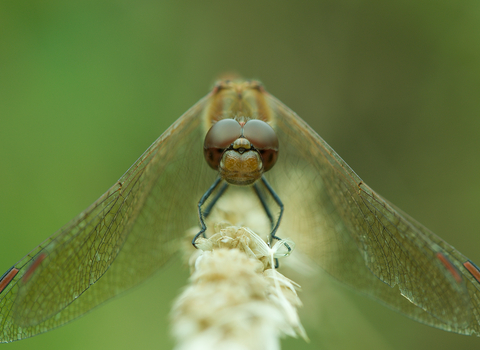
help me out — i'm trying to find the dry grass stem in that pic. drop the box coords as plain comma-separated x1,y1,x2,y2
171,222,307,350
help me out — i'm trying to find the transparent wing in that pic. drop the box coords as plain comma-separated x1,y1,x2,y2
0,95,216,342
265,93,480,335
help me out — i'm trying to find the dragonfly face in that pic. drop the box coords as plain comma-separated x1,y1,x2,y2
2,78,480,343
203,118,279,185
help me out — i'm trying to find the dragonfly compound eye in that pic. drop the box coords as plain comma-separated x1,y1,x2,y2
203,119,242,170
243,120,279,172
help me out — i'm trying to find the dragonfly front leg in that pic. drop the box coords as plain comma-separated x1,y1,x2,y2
193,177,228,248
258,176,285,246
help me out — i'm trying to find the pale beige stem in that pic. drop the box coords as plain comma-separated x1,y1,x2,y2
171,223,307,350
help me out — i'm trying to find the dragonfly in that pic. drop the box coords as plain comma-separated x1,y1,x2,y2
1,79,480,343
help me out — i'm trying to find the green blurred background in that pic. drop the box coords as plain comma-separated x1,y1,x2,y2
1,1,480,349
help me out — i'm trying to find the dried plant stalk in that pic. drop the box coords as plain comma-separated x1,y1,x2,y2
171,222,307,350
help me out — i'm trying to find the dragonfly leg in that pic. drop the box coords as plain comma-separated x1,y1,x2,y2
193,177,227,248
253,182,275,230
258,177,290,254
203,182,229,219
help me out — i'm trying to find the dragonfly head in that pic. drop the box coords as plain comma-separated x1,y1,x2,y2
204,118,279,185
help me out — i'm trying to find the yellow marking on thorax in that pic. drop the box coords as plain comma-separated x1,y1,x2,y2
202,80,274,134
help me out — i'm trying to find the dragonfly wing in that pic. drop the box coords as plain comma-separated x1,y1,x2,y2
266,93,480,335
385,201,480,333
0,95,215,342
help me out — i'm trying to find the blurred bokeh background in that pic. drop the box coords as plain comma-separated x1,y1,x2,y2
1,1,480,349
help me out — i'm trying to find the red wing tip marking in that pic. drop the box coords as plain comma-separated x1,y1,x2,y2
436,252,463,284
0,267,19,294
22,253,47,283
463,260,480,283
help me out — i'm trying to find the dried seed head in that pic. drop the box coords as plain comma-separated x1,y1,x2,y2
171,225,307,350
